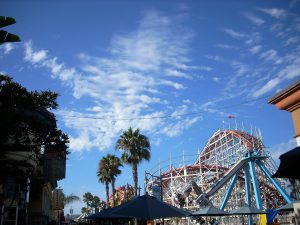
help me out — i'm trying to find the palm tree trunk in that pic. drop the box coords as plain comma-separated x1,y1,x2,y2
111,178,116,207
105,180,110,207
133,161,138,196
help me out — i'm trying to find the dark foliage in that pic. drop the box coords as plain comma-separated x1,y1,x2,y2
0,75,69,156
0,16,21,44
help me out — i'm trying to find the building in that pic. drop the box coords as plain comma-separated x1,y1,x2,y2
0,150,66,225
268,79,300,146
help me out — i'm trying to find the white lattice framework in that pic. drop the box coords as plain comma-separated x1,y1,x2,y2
146,128,287,213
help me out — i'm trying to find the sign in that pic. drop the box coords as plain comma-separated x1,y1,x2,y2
53,189,63,210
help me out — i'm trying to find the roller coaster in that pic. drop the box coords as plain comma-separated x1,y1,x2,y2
145,127,291,224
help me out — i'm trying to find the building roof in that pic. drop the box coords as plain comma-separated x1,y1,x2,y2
268,79,300,104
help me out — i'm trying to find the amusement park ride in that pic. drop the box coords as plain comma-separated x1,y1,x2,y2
145,127,292,224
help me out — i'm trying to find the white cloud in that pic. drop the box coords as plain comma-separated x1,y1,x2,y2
253,78,280,98
257,8,287,19
0,43,15,54
198,66,213,71
24,41,48,63
205,55,225,62
284,37,299,46
245,32,261,45
223,28,245,39
277,57,300,79
243,12,265,26
215,44,238,50
24,41,78,84
250,45,262,54
165,69,192,79
231,61,249,76
23,11,200,152
251,51,300,98
159,80,185,90
159,117,200,137
259,49,282,64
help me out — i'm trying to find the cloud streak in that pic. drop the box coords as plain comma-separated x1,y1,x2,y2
223,28,245,39
243,12,265,26
257,8,287,19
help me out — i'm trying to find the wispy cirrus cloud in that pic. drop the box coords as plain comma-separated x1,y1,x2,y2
165,68,193,79
23,10,201,152
253,78,280,98
253,54,300,98
259,49,282,64
223,28,246,39
257,8,287,19
215,44,238,50
249,45,262,54
284,36,299,46
243,12,265,26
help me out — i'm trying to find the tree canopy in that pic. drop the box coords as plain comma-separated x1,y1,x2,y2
115,127,150,196
0,75,69,156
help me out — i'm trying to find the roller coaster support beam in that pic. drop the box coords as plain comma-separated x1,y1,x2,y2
249,160,263,209
220,173,238,210
244,164,253,225
256,161,292,204
244,164,251,205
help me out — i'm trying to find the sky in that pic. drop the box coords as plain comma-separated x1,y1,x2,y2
1,0,300,215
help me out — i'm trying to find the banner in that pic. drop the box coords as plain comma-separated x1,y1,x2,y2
53,189,63,210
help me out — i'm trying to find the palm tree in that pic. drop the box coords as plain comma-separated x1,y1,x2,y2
115,127,151,196
63,193,81,206
97,154,122,207
0,16,21,44
52,192,80,209
97,159,111,206
82,192,93,208
106,154,122,206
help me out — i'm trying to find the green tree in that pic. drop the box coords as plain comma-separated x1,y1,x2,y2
63,193,81,206
97,157,111,206
51,191,80,210
0,16,21,44
107,154,122,207
115,127,150,196
81,207,89,214
0,75,69,170
82,192,93,208
90,196,101,213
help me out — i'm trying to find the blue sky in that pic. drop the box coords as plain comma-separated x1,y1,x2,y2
1,0,300,214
